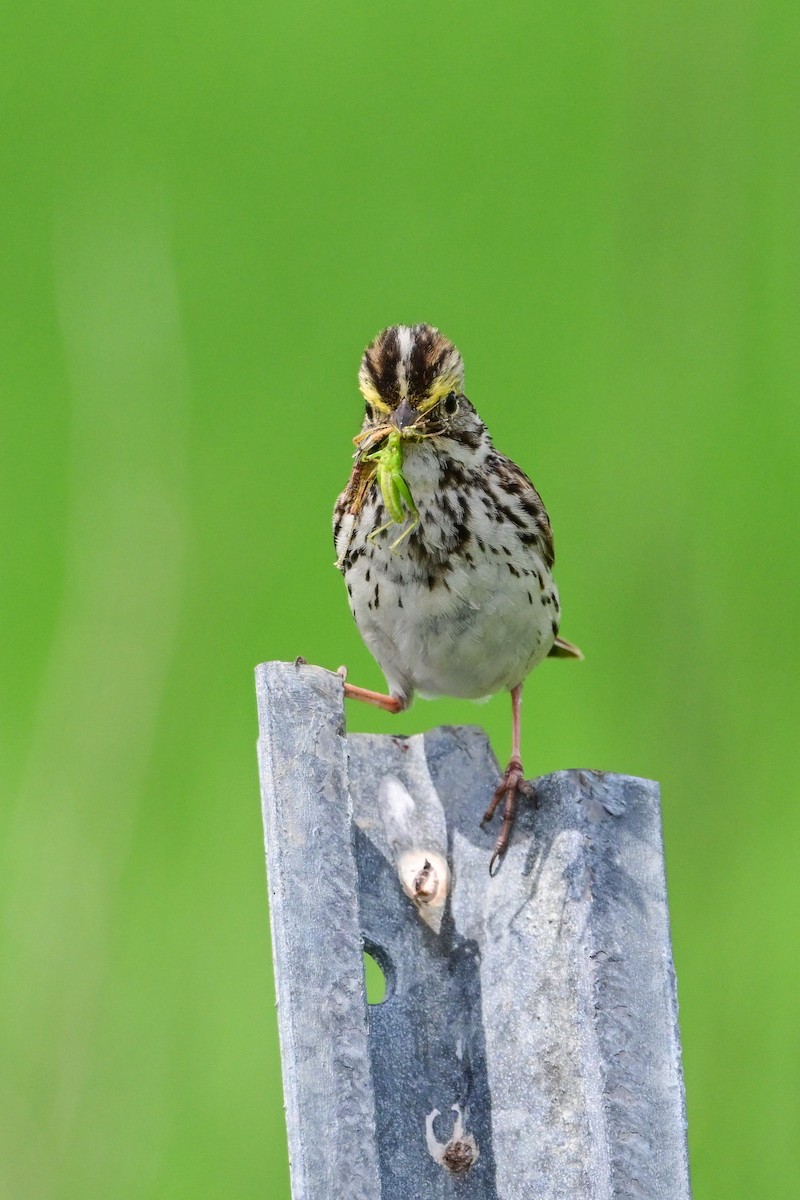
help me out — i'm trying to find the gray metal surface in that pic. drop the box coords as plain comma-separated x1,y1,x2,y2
255,660,691,1200
255,662,382,1200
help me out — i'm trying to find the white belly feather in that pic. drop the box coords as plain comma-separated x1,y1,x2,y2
337,442,559,705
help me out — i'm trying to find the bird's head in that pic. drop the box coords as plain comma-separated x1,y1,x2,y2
357,324,468,441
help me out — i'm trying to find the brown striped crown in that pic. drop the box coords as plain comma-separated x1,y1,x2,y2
358,324,465,413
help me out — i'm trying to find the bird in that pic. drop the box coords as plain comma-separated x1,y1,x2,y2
333,323,581,871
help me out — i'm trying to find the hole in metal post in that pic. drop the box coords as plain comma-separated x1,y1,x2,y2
362,950,387,1005
361,940,393,1005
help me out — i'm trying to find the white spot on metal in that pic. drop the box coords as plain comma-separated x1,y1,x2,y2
425,1104,479,1173
397,849,449,907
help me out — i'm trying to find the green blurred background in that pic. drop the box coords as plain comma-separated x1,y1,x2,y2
2,1,798,1196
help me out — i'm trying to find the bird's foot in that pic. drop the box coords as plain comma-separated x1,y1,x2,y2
481,757,536,874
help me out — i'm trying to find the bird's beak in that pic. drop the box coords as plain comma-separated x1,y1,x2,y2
392,398,417,431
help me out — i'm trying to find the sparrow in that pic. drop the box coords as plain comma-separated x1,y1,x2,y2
333,323,581,870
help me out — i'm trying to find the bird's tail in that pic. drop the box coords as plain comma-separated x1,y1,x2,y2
548,636,584,660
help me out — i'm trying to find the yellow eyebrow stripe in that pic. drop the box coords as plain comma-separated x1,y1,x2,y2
359,379,392,413
418,385,451,414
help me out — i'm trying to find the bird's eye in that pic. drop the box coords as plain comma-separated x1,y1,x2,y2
443,392,458,415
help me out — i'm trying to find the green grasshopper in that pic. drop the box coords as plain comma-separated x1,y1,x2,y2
363,428,420,550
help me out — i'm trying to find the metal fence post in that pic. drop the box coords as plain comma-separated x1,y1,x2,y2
255,660,691,1200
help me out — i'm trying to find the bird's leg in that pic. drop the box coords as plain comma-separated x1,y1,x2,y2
482,684,532,873
343,684,405,713
337,667,406,714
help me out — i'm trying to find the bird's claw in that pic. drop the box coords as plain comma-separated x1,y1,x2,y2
482,758,532,874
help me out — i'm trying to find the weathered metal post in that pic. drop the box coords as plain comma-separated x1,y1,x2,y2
255,660,691,1200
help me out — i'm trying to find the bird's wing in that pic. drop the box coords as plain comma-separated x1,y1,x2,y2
491,457,583,658
489,453,556,569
